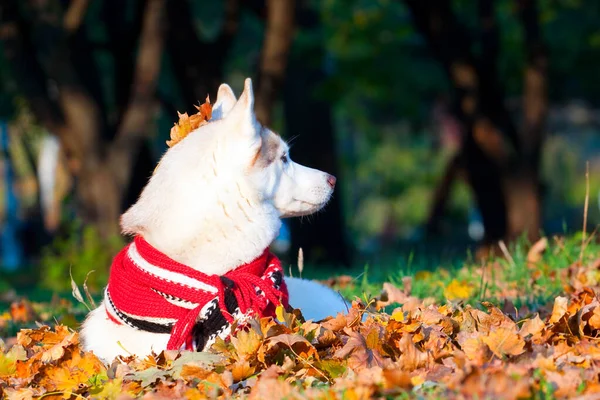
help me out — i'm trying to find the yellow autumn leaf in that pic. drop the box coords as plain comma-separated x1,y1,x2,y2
275,304,285,322
390,310,405,322
444,279,475,300
230,328,262,361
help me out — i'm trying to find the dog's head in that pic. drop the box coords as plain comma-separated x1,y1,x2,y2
210,78,336,218
120,79,335,272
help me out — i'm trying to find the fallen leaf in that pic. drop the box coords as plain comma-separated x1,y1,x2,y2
444,279,475,300
549,296,569,324
335,328,388,371
520,314,545,337
481,327,525,358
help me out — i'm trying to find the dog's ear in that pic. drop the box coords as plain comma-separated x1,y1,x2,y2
212,84,237,120
228,78,260,140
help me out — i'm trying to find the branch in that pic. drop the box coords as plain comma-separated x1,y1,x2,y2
108,0,165,191
255,0,296,125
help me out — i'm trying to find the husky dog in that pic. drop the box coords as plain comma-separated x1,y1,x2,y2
80,79,348,363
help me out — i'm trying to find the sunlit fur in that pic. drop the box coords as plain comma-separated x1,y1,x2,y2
80,79,348,363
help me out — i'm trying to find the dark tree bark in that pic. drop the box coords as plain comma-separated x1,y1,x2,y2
254,0,296,125
504,0,547,241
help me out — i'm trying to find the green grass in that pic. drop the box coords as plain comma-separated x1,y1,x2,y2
300,233,600,313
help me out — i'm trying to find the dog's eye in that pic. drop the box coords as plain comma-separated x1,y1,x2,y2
281,154,289,164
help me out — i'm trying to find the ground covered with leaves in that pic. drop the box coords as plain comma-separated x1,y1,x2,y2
2,237,600,399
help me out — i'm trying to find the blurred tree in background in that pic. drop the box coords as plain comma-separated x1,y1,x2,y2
0,0,598,277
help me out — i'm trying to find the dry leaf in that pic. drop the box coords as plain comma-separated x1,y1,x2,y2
481,327,525,358
167,96,212,147
549,296,569,324
520,314,545,337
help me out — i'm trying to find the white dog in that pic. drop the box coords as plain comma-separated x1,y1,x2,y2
80,78,348,363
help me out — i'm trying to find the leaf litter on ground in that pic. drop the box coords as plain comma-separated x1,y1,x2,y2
1,236,600,399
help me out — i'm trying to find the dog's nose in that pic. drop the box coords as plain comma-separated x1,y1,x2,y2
327,174,336,188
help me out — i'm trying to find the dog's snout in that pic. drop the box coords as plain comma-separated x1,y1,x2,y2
326,174,336,188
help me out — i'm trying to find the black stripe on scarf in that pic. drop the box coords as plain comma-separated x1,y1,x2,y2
106,292,173,334
191,276,240,351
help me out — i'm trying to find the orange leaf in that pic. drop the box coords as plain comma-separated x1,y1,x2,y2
589,306,600,330
167,95,212,147
231,360,256,382
481,327,525,358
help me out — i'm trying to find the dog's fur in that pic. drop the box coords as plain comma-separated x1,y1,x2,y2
80,79,348,362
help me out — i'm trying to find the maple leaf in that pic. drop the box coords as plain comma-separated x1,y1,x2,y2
231,360,256,382
520,314,545,338
88,377,125,399
314,359,347,379
167,96,212,147
457,331,491,366
382,368,413,390
480,327,525,359
2,387,37,400
230,326,262,361
262,333,318,364
334,326,389,371
38,348,105,397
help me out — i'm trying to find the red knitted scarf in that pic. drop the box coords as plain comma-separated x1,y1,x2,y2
105,236,289,350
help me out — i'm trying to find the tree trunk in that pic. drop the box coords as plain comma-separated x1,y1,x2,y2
254,0,296,125
503,0,547,242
